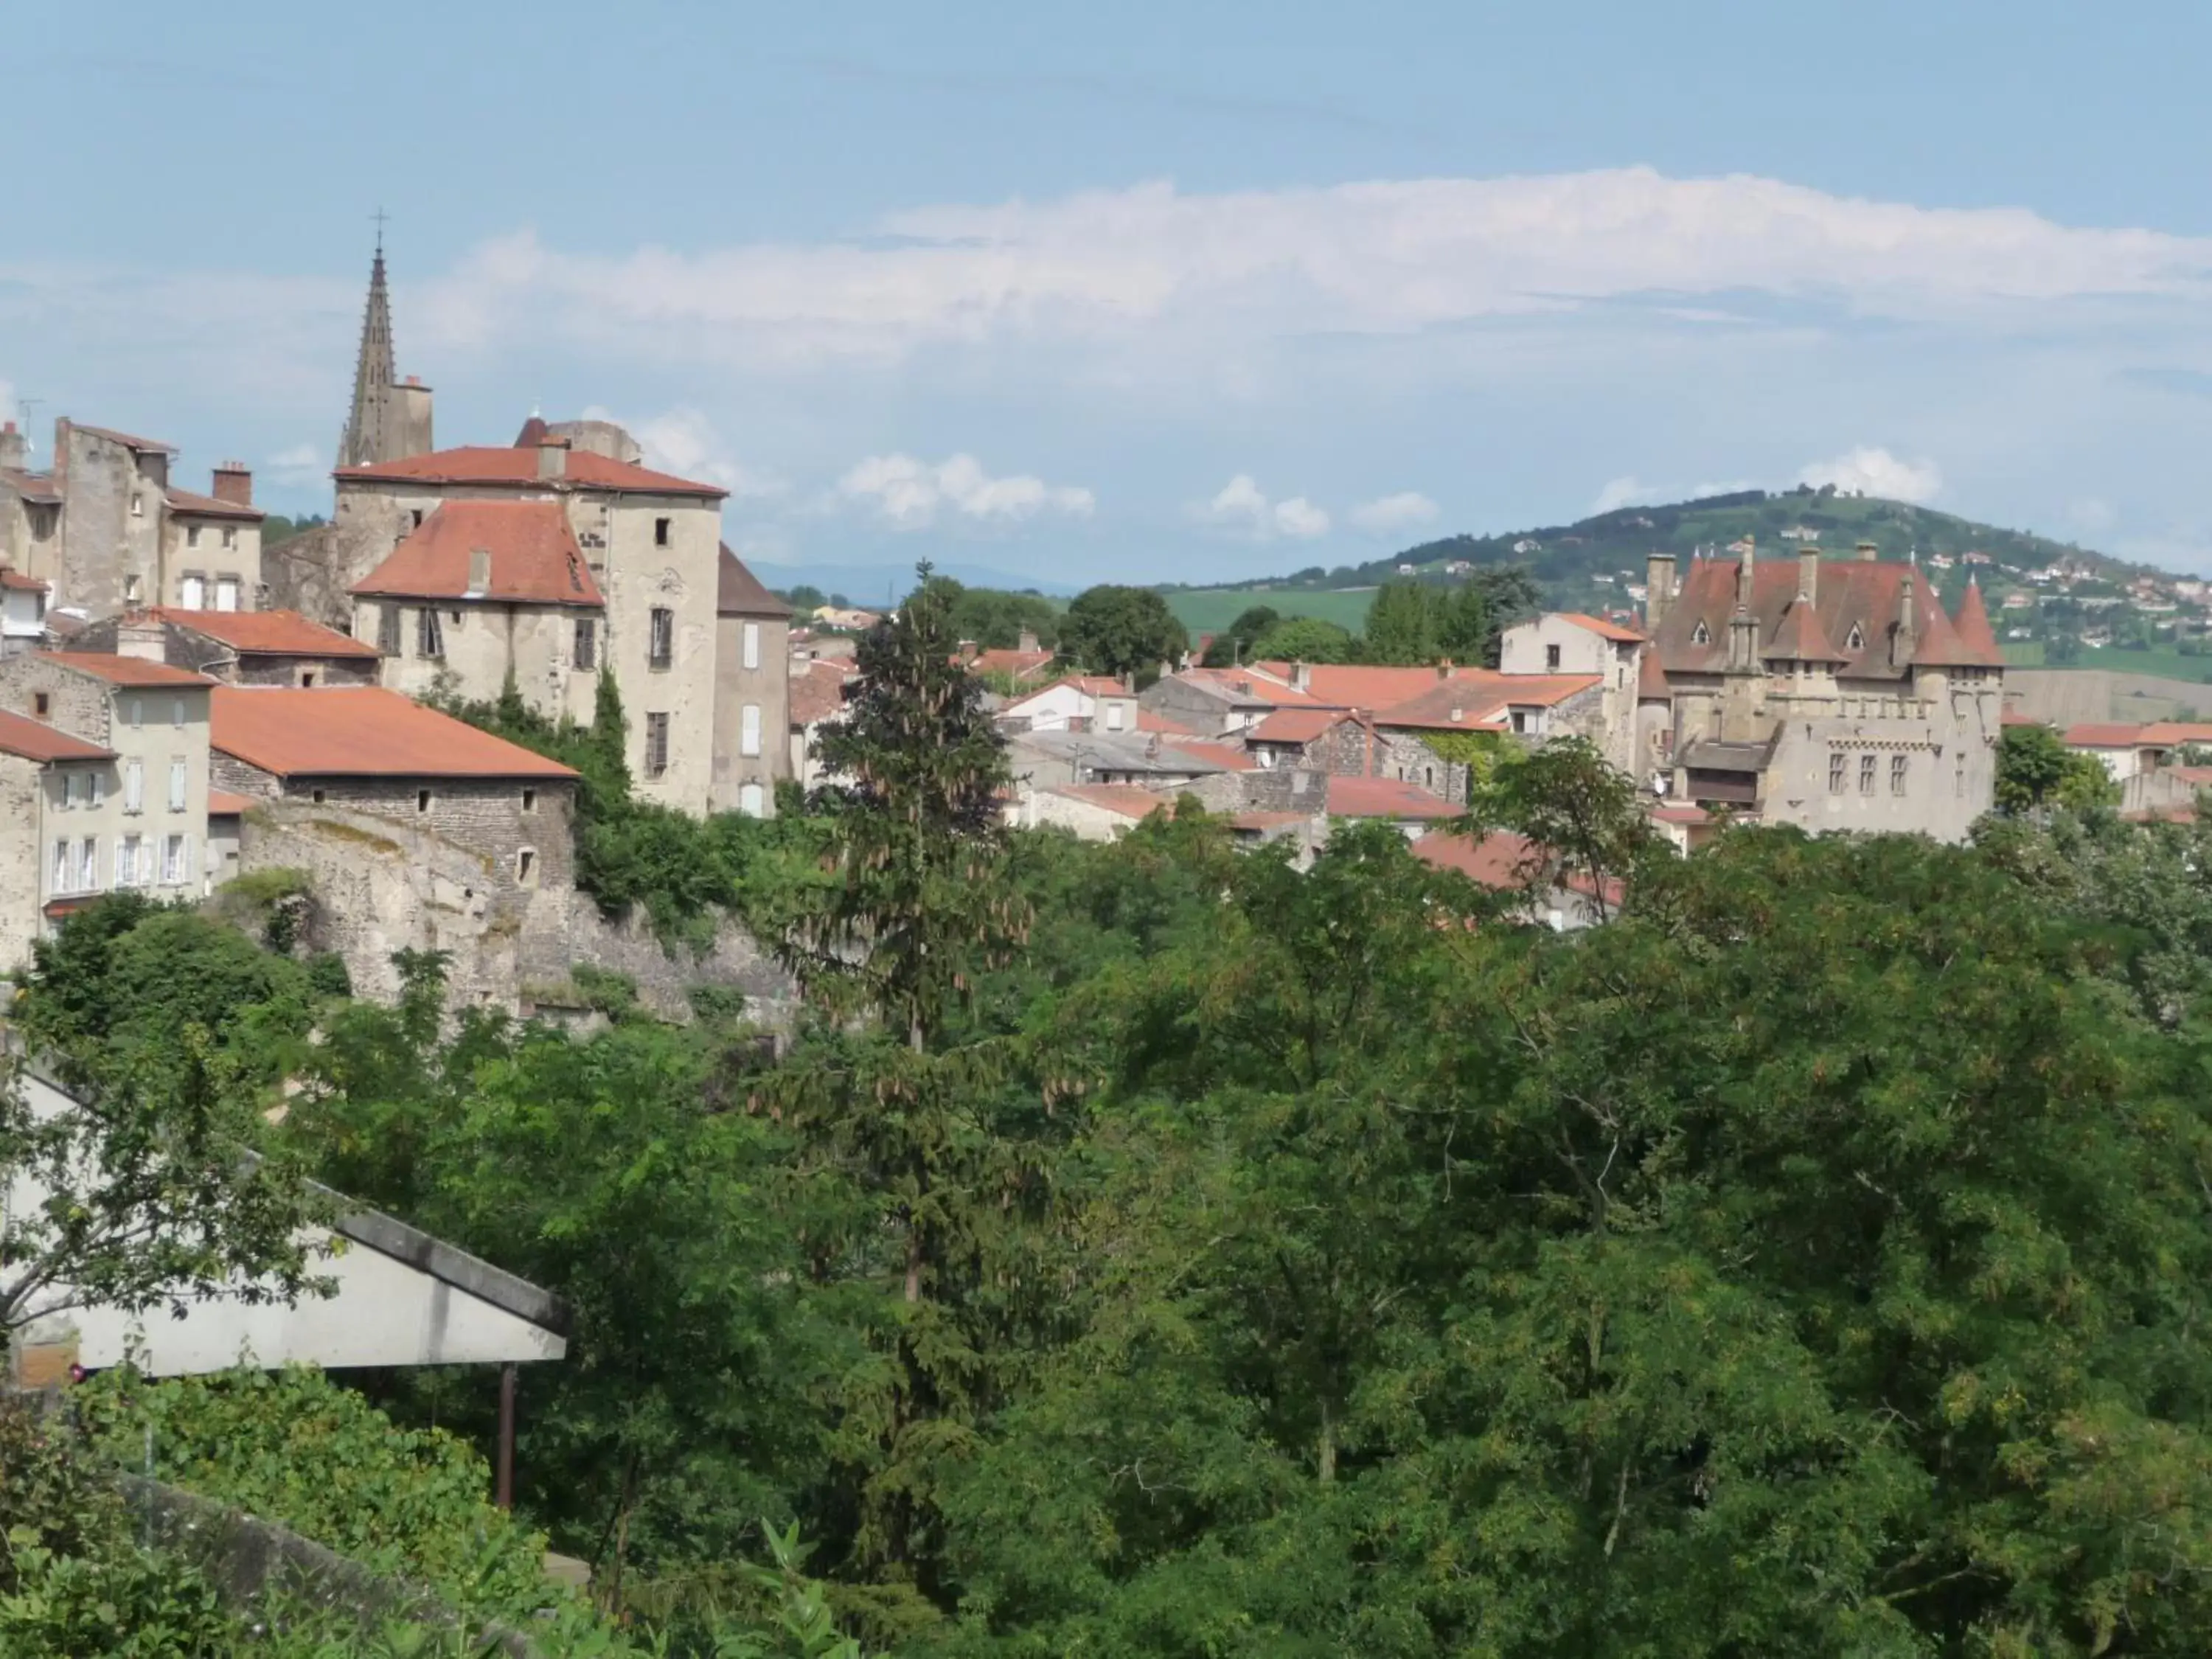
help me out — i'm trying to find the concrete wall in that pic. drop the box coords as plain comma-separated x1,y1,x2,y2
358,597,597,724
711,611,790,814
161,515,262,611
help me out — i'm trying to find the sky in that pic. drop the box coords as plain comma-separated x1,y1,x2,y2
10,0,2212,588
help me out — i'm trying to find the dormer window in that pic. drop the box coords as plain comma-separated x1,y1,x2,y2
1846,622,1865,650
1691,620,1710,647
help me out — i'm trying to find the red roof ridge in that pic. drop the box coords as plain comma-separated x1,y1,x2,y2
352,501,604,609
210,686,579,780
150,608,380,658
163,486,265,522
0,708,113,763
335,444,725,499
1557,612,1646,643
38,652,215,687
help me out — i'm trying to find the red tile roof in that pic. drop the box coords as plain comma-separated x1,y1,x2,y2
1326,776,1460,820
967,647,1058,681
1175,667,1328,708
790,658,854,727
1412,828,1622,904
0,568,48,592
1253,661,1494,709
1637,650,1670,700
352,501,604,608
71,424,173,454
1374,672,1600,730
2064,723,2147,748
1,468,61,505
717,546,791,618
1650,557,2006,678
1138,709,1198,736
1944,577,2006,667
1249,708,1357,745
1557,613,1645,643
1230,809,1315,831
335,445,726,499
1170,740,1259,772
1764,595,1848,663
2136,723,2212,746
207,790,255,815
0,709,111,763
153,608,380,658
1046,783,1172,820
164,487,264,523
39,652,214,688
211,687,579,780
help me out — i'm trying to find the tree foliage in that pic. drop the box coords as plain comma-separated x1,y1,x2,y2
1059,585,1189,681
1994,721,2121,813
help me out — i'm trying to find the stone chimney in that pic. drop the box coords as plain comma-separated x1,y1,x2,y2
1018,627,1039,654
1646,551,1676,629
116,611,166,662
1856,540,1878,563
1292,661,1312,692
0,422,24,471
1893,568,1918,670
211,461,252,507
537,437,569,480
1797,544,1819,604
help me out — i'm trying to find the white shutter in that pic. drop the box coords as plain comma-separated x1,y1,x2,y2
181,574,204,608
742,621,760,671
77,838,96,892
215,579,240,612
169,755,187,810
739,782,765,817
124,758,144,813
51,841,67,894
90,771,105,807
740,703,762,757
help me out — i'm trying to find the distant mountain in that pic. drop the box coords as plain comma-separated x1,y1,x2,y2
747,559,1080,605
1163,490,2153,609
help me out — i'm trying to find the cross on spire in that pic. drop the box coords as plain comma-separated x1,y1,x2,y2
371,206,389,257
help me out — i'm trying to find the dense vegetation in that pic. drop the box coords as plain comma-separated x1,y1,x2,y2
1201,568,1539,669
14,568,2212,1651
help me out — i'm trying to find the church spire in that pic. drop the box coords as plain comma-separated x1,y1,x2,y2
338,234,398,468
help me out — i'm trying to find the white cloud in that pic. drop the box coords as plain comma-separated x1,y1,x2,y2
1194,474,1331,540
1797,446,1944,504
264,442,324,488
1592,476,1759,514
837,452,1095,529
1349,491,1439,533
409,169,2212,368
612,406,785,498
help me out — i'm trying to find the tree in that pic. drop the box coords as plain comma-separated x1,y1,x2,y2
1200,605,1280,667
780,584,829,614
1251,616,1356,664
1465,737,1664,921
1461,566,1540,666
1433,580,1491,666
1059,585,1188,681
1360,580,1439,664
1994,722,2118,813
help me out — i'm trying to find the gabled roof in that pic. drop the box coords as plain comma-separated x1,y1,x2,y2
1172,667,1327,709
2063,723,2148,749
334,444,726,499
38,652,213,688
1764,596,1848,664
1556,613,1645,643
0,709,111,763
0,468,61,505
1412,828,1621,903
0,568,49,593
1253,661,1495,709
1138,708,1199,736
1170,740,1259,772
966,647,1057,681
790,658,854,727
1045,783,1172,821
2137,722,2212,746
1248,707,1366,745
207,790,255,815
211,686,579,780
153,608,380,659
352,501,604,608
1005,675,1126,710
1651,557,2005,680
717,546,791,619
164,487,264,523
1325,776,1461,820
70,424,174,455
1373,673,1599,731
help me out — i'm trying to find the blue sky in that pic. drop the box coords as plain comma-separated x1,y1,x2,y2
10,0,2212,585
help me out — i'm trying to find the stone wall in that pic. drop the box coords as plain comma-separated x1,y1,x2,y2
0,754,42,973
71,615,380,687
361,596,596,725
263,520,394,629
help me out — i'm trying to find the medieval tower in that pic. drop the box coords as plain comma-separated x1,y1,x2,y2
335,235,434,467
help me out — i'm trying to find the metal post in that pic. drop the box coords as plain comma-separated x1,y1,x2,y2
495,1363,517,1510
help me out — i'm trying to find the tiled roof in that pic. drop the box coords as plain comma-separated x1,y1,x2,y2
1556,613,1645,643
1253,661,1494,709
1412,828,1621,903
70,424,173,454
1374,673,1599,730
164,487,264,523
1249,708,1354,744
0,568,49,592
207,790,255,815
39,652,213,688
1325,776,1461,820
1170,740,1259,772
0,468,60,505
790,658,854,727
0,709,111,763
1650,804,1712,824
2137,723,2212,746
1941,577,2006,668
1137,709,1198,736
1046,783,1172,820
211,687,579,780
967,647,1057,680
1008,675,1125,706
1650,557,2005,679
1230,809,1315,831
352,501,604,608
1764,596,1848,664
153,608,380,658
2064,723,2148,748
1637,650,1670,700
335,444,726,499
1173,667,1327,708
717,546,791,618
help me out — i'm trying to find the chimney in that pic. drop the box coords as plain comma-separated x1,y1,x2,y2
1893,569,1917,669
1797,544,1819,605
211,460,252,507
1736,535,1756,608
1646,551,1676,628
1018,628,1039,654
116,611,166,662
1855,540,1878,563
1292,661,1312,692
0,422,24,471
537,436,570,480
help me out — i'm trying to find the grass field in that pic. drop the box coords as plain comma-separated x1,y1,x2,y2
1164,588,1378,636
2003,642,2212,684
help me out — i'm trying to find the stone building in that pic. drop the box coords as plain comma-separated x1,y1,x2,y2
72,608,380,688
0,420,263,618
1498,613,1646,771
0,654,218,959
209,686,578,900
349,498,602,724
712,548,793,815
1635,541,2006,840
0,709,133,971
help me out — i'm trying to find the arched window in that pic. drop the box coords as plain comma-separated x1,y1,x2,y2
1424,765,1435,787
1846,622,1865,650
1691,620,1710,646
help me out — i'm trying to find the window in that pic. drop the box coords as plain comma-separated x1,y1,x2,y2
654,516,672,547
739,782,765,817
521,787,537,813
411,508,424,528
644,712,670,778
1955,751,1967,799
574,617,597,671
742,621,760,671
214,577,240,612
180,574,205,609
417,607,444,659
1105,702,1125,732
1512,710,1529,734
123,757,144,813
222,526,237,550
648,608,674,669
161,833,189,886
168,755,187,810
116,834,145,888
1424,765,1436,788
1846,623,1865,650
89,770,104,807
74,838,97,893
60,770,80,810
1545,643,1562,670
310,787,326,804
131,493,144,518
124,574,142,604
187,526,201,549
299,671,316,689
1858,754,1876,795
1891,754,1908,796
1829,752,1847,794
1691,621,1710,646
32,692,49,719
515,848,538,886
128,698,143,728
416,789,433,813
51,840,68,894
740,703,762,757
377,603,401,655
170,698,184,728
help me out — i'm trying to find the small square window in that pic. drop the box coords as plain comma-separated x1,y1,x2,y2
311,787,327,804
1545,643,1561,670
33,692,49,719
417,789,433,813
516,848,537,886
654,516,672,547
521,787,537,812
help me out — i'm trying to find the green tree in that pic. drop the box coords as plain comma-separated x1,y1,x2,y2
1059,585,1188,681
1200,605,1281,667
1995,722,2118,813
1250,615,1355,664
1465,737,1664,921
781,584,830,614
1360,579,1439,664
